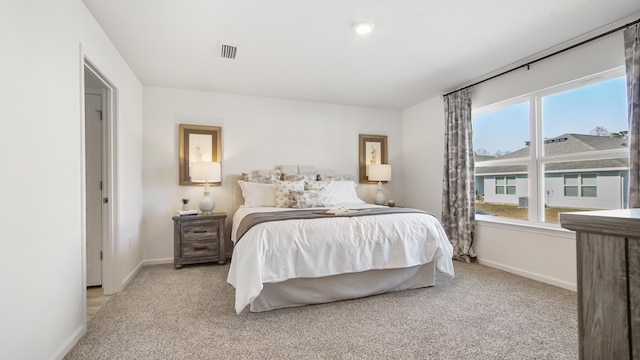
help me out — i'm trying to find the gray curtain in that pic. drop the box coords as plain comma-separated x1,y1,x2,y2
442,88,476,262
625,24,640,208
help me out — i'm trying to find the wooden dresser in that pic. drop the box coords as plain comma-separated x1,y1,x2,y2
559,209,640,360
172,213,226,269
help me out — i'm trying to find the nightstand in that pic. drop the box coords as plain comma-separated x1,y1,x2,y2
172,213,226,269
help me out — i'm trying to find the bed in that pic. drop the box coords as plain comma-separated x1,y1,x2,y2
226,166,455,314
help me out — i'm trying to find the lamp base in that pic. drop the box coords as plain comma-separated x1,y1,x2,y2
373,189,386,205
199,184,215,214
199,196,215,214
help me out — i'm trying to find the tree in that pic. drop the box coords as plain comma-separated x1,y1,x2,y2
475,148,490,156
590,126,610,136
611,130,629,139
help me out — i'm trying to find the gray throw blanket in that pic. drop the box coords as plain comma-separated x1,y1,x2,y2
235,207,429,243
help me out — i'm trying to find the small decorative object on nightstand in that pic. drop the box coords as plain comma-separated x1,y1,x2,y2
181,198,190,211
172,213,226,269
387,200,396,207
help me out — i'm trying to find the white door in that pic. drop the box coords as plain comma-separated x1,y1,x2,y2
85,93,103,286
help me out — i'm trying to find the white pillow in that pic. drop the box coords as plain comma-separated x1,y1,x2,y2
237,180,276,207
332,180,365,205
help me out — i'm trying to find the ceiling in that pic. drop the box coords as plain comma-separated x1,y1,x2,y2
82,0,640,110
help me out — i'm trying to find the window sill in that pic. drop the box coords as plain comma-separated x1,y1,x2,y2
475,215,575,239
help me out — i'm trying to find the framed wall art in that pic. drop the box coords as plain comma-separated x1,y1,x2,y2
359,134,388,183
179,124,222,186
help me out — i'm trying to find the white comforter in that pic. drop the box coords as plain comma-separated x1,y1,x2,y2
227,204,455,314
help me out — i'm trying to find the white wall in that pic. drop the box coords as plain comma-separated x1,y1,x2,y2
401,97,446,217
401,31,627,291
0,1,143,359
474,223,577,290
142,87,402,262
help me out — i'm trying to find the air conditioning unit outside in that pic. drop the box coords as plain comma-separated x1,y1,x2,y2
518,196,528,208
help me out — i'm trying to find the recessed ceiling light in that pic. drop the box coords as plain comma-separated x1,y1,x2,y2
353,22,375,35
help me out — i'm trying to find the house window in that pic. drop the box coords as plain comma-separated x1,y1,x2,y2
581,174,597,197
496,176,516,195
564,174,596,197
564,175,579,196
474,67,628,224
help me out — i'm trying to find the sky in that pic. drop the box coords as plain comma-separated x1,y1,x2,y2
473,76,628,156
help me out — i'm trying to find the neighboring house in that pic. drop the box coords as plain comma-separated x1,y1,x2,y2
476,134,629,209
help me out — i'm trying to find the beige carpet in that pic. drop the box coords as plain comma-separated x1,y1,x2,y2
65,262,578,359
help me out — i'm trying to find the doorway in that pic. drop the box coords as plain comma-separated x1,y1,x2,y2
83,60,116,305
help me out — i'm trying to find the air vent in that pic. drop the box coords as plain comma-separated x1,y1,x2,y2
220,44,238,59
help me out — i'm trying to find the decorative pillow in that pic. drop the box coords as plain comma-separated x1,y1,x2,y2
237,180,276,207
300,172,318,182
241,173,280,184
282,172,317,182
304,180,336,207
288,190,325,209
282,173,306,182
333,180,365,205
318,174,353,181
274,180,305,207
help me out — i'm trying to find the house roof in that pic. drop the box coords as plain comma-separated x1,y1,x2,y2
476,133,629,175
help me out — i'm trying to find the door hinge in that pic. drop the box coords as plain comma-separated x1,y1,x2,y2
100,181,103,191
103,197,108,204
100,251,103,260
96,110,103,120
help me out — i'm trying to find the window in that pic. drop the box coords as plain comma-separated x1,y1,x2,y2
581,174,597,197
474,68,628,224
495,176,516,195
564,174,597,197
564,175,579,196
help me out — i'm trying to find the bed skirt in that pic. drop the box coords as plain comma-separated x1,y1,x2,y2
249,261,436,312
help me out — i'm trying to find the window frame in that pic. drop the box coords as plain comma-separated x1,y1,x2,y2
473,67,628,226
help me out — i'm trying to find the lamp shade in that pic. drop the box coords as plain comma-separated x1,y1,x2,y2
190,161,221,182
368,164,391,181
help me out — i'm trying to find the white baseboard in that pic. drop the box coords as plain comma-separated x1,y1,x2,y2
50,324,85,360
143,258,173,266
121,259,144,289
477,258,577,292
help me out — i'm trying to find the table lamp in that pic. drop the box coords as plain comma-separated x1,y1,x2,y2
190,161,221,214
368,164,391,205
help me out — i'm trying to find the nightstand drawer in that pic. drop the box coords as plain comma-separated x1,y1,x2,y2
182,240,218,258
182,223,219,241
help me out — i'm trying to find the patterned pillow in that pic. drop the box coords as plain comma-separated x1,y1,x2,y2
318,174,353,181
301,172,318,181
288,190,325,209
274,180,305,207
282,173,305,181
242,173,280,184
304,180,336,207
282,172,317,182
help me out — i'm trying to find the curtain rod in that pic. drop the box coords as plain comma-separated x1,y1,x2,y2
442,17,640,98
